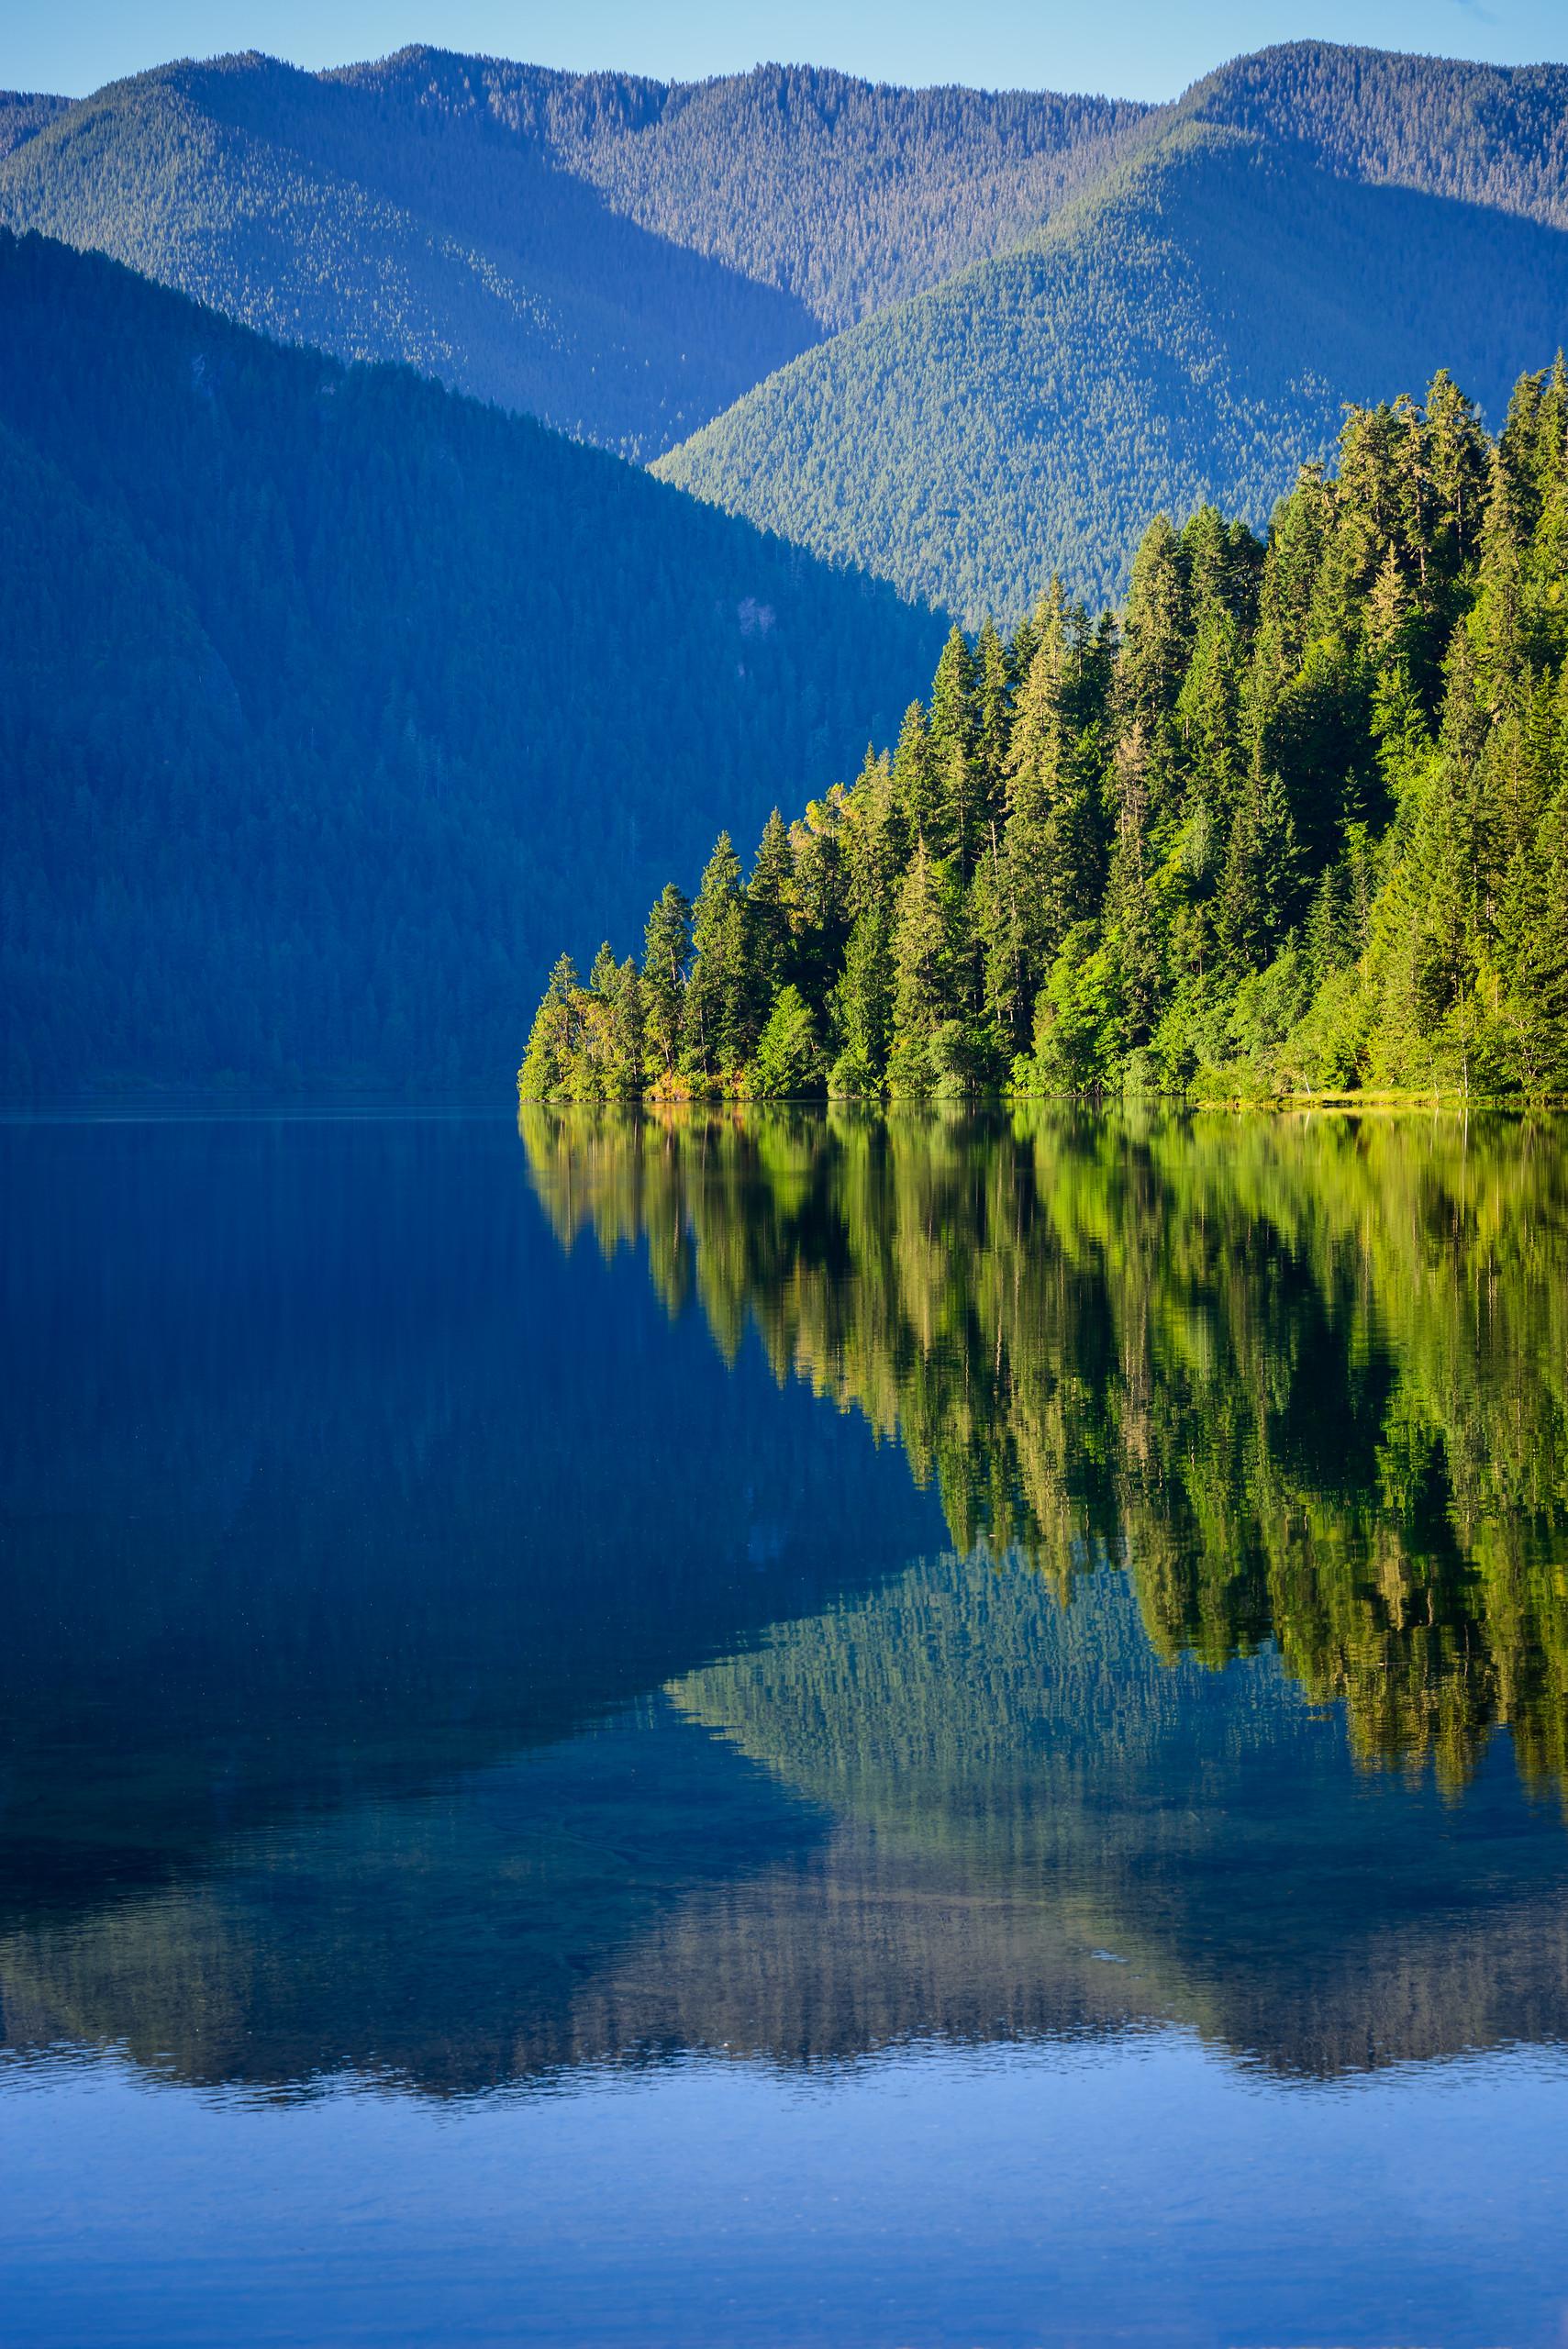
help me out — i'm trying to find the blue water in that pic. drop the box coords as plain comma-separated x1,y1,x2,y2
2,1107,1565,2346
6,2041,1567,2347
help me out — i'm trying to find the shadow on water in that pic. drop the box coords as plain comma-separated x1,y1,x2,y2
1,1105,1565,2096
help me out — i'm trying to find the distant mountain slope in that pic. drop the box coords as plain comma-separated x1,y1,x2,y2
0,55,817,458
1182,40,1568,226
656,48,1568,620
0,94,70,160
0,50,1141,458
371,52,1146,331
0,229,943,1096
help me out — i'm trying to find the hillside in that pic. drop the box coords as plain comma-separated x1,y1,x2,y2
12,39,1566,604
396,53,1147,331
0,228,944,1096
656,48,1568,618
534,362,1568,1107
0,49,1141,459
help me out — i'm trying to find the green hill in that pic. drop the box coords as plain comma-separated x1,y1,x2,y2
0,228,943,1095
655,48,1568,619
0,49,1140,460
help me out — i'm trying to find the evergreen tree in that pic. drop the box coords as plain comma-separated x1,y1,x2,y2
747,807,795,1007
892,700,940,851
993,589,1101,1041
1217,763,1299,974
642,884,692,1081
610,955,646,1090
518,952,582,1097
973,617,1014,849
843,747,908,918
832,907,895,1092
927,624,978,865
684,833,751,1079
1103,725,1163,1048
746,984,821,1097
889,838,958,1090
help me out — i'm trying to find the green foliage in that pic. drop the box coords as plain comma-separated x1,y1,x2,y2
518,947,647,1100
641,885,693,1084
1028,926,1116,1094
745,985,822,1098
684,834,751,1085
529,361,1568,1107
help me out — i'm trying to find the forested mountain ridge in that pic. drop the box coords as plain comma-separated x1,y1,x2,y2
526,362,1568,1105
0,54,818,460
656,48,1568,618
351,52,1146,331
0,49,1142,459
8,37,1566,580
0,228,944,1096
1178,41,1568,227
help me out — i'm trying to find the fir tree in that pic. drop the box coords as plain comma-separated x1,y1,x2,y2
890,838,957,1089
684,833,751,1078
892,700,940,851
642,884,692,1080
832,907,895,1091
747,807,795,1007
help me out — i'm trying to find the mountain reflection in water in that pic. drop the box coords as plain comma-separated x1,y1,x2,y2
2,1105,1565,2109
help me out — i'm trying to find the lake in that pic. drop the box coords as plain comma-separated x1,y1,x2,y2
2,1103,1566,2346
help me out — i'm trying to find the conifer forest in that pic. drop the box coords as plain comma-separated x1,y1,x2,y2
523,368,1568,1104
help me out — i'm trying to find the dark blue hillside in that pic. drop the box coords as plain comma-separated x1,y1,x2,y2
0,230,945,1095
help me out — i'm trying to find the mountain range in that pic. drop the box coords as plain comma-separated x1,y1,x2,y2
659,44,1568,617
6,41,1567,615
3,34,1567,1089
0,50,1142,461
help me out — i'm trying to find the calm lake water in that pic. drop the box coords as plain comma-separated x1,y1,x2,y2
2,1104,1566,2347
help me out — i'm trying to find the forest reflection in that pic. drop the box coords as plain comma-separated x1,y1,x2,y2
4,1110,1566,2097
521,1103,1568,1800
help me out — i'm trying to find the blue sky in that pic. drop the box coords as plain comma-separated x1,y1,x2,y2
6,0,1562,103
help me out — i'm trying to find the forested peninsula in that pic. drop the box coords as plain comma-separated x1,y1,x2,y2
521,365,1568,1104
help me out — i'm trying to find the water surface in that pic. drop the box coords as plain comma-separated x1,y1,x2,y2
2,1105,1566,2344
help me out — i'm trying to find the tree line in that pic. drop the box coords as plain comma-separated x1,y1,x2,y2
523,362,1568,1103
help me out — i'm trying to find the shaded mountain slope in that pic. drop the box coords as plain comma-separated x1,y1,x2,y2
0,49,1142,457
0,229,943,1094
0,54,817,458
656,50,1568,620
376,51,1147,331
